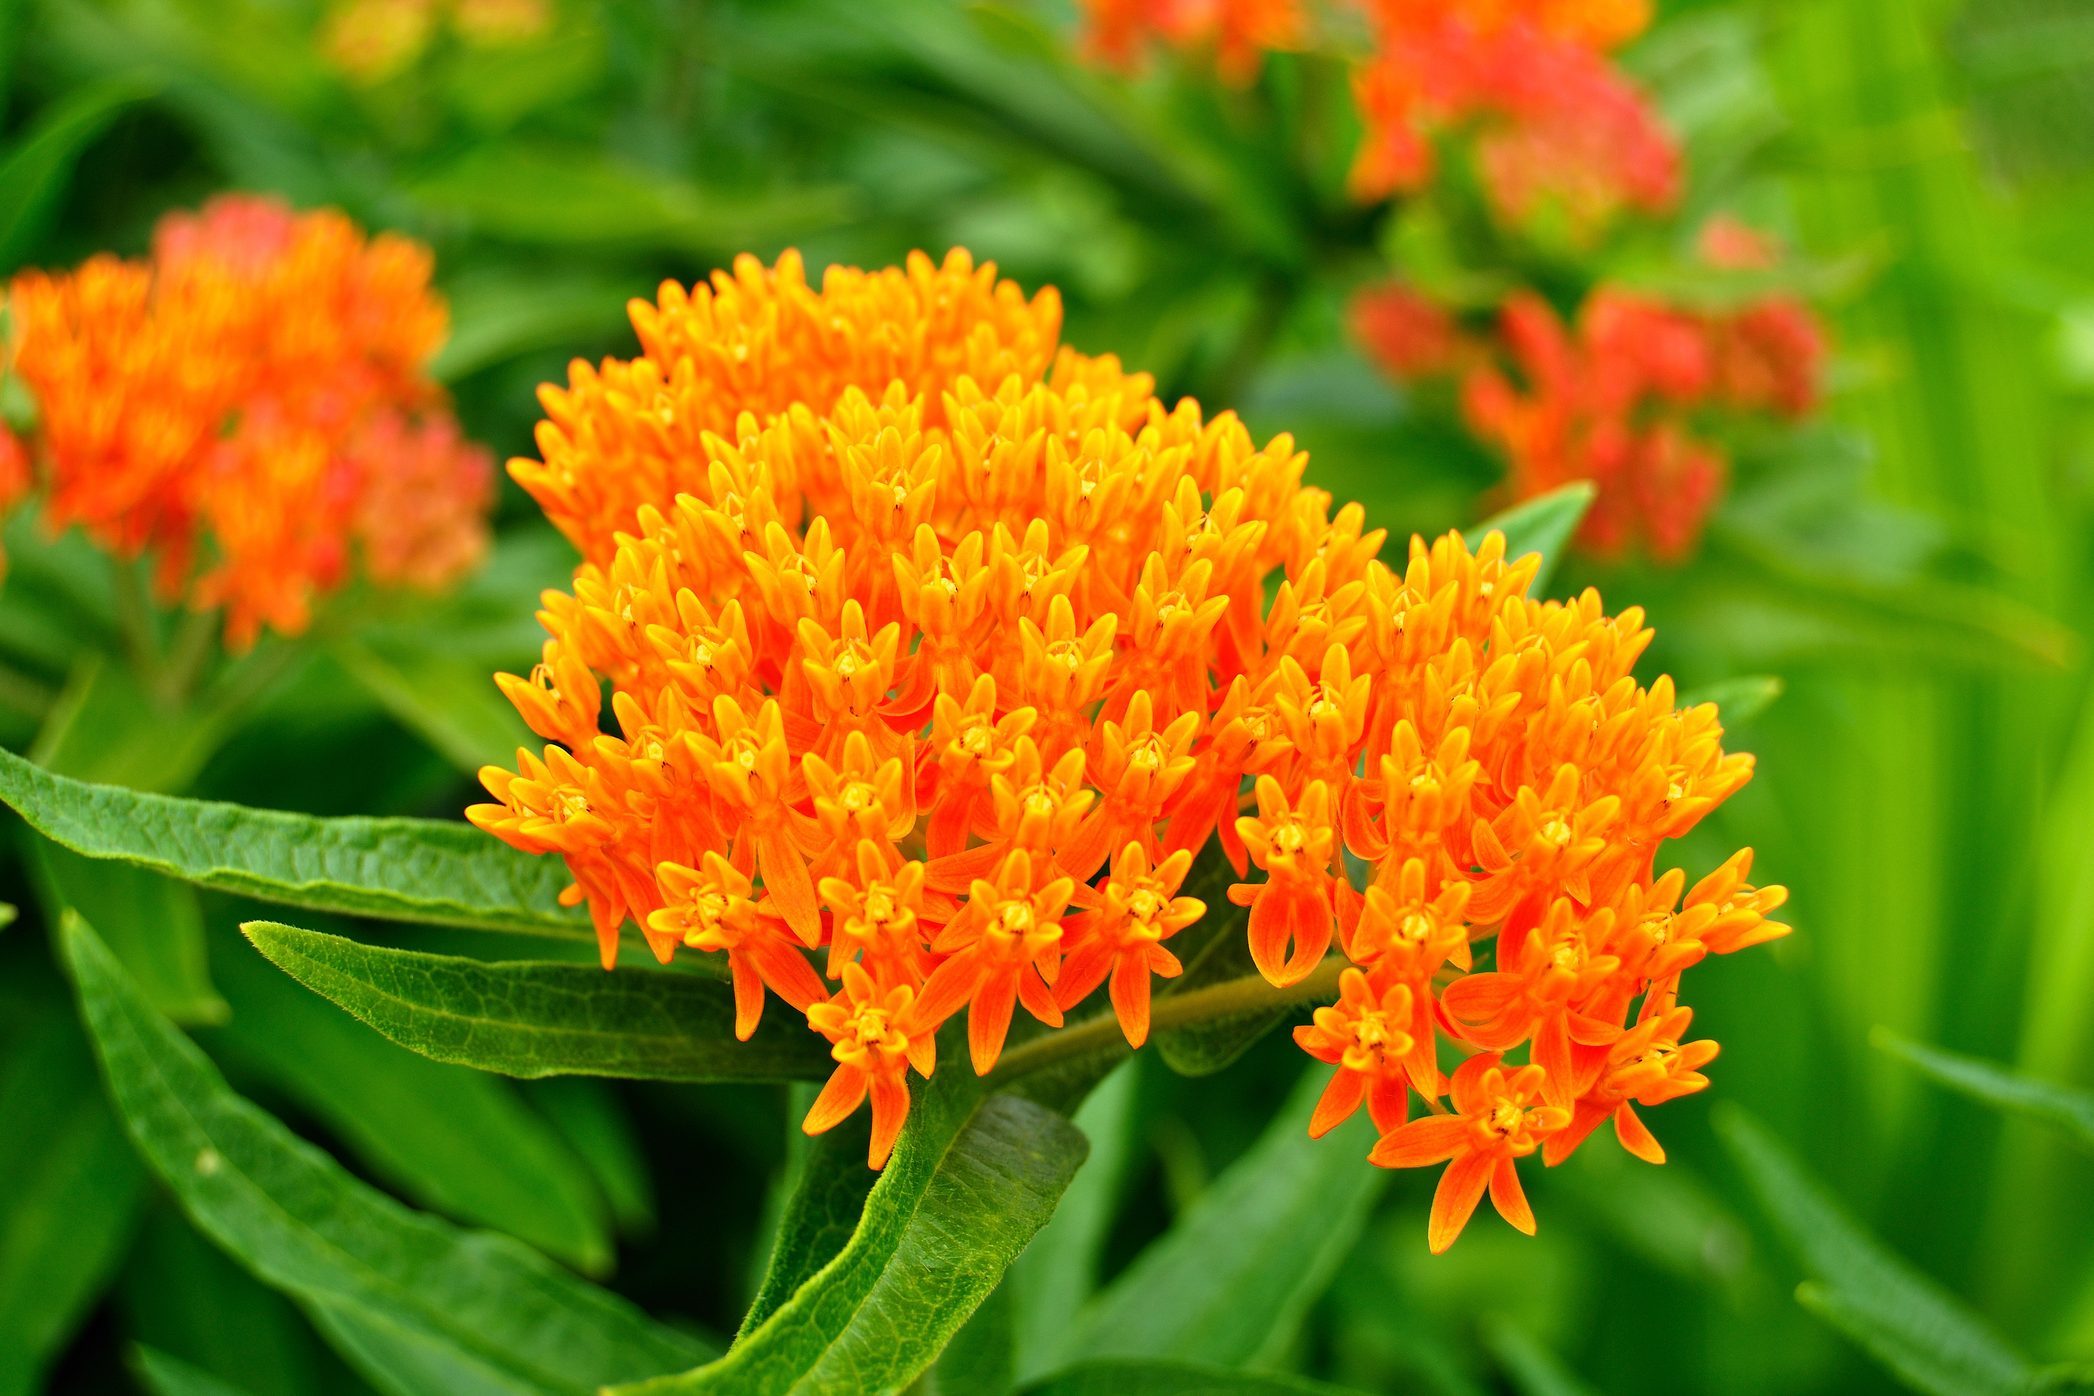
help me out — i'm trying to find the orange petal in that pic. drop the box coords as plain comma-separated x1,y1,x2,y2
757,827,822,946
1428,1150,1493,1254
1614,1103,1666,1164
1109,953,1154,1048
1309,1067,1366,1139
968,971,1019,1075
728,955,765,1042
868,1074,912,1169
1489,1154,1536,1236
803,1063,868,1137
1368,1114,1468,1168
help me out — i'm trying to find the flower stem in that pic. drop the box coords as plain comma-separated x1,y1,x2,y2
989,956,1348,1085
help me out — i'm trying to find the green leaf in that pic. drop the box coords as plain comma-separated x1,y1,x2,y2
0,903,14,931
1011,1060,1141,1380
131,1346,256,1396
1482,1318,1603,1396
0,77,154,269
1679,675,1785,728
61,914,709,1395
1021,1361,1367,1395
0,744,589,938
528,1079,657,1236
1875,1030,2094,1154
1150,849,1289,1078
327,635,530,777
431,269,637,383
241,921,826,1083
614,1081,1088,1396
211,940,614,1274
0,1003,150,1396
1068,1066,1383,1369
736,1112,879,1340
25,840,227,1026
1471,482,1598,596
1716,1106,2036,1396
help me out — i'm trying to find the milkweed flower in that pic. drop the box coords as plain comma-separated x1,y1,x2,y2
471,251,1786,1238
1,195,493,646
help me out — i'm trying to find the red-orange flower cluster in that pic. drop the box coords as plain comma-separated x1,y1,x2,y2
1078,0,1674,229
471,252,1785,1250
0,195,493,646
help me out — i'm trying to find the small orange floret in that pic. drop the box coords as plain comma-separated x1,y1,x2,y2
473,251,1784,1248
2,195,490,646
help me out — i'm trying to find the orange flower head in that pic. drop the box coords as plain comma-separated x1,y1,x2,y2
3,194,489,646
474,251,1783,1229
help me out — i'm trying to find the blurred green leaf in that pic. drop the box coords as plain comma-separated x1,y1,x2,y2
1875,1030,2094,1155
327,636,530,777
1718,1106,2037,1396
33,653,229,795
0,745,589,938
131,1346,256,1396
61,914,709,1395
433,270,638,383
1069,1065,1383,1369
25,839,227,1025
1680,675,1786,728
0,76,154,270
1011,1060,1140,1380
1021,1361,1368,1395
1473,483,1599,597
213,940,614,1275
615,1082,1087,1396
735,1109,880,1340
241,921,828,1083
529,1079,657,1237
0,903,12,931
0,1004,149,1396
1482,1318,1603,1396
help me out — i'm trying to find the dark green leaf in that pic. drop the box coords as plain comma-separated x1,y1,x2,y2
1068,1066,1383,1368
1717,1106,2035,1396
0,77,154,268
1875,1030,2094,1154
0,1004,150,1396
615,1081,1087,1396
1151,849,1289,1078
0,745,588,938
1021,1360,1367,1396
1483,1318,1603,1396
62,915,709,1395
131,1346,256,1396
212,941,614,1274
1472,482,1598,597
25,840,226,1025
327,636,530,777
528,1079,657,1236
242,921,825,1083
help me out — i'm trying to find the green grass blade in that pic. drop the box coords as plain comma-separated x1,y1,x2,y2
1875,1030,2094,1154
241,921,825,1083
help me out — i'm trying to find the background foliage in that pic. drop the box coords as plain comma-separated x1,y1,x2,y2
4,0,2094,1393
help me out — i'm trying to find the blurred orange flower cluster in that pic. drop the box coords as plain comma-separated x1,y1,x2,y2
472,249,1784,1251
323,0,552,83
1081,0,1675,230
0,195,493,646
1354,220,1826,560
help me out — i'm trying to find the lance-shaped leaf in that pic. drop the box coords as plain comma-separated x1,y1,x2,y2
1472,481,1597,596
1681,675,1785,728
1717,1106,2037,1396
0,745,586,937
130,1347,254,1396
614,1080,1087,1396
61,916,708,1396
1068,1065,1383,1369
1875,1030,2094,1154
242,922,827,1083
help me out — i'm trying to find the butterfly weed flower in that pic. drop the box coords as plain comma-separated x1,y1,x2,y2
1,195,492,647
471,250,1787,1229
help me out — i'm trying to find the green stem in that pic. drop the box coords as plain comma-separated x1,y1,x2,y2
988,956,1348,1086
109,558,161,689
158,607,220,705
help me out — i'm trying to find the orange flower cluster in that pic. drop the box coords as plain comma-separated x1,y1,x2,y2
324,0,552,83
472,248,1784,1251
0,195,493,646
1077,0,1673,229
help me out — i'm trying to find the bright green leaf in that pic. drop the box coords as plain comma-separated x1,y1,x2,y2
0,745,588,938
0,903,14,931
1875,1030,2094,1154
211,940,614,1274
1068,1066,1384,1369
615,1081,1087,1396
0,77,154,268
1471,482,1598,596
1021,1360,1367,1395
1717,1106,2035,1396
736,1112,879,1340
0,1003,150,1396
242,921,825,1083
61,915,709,1396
